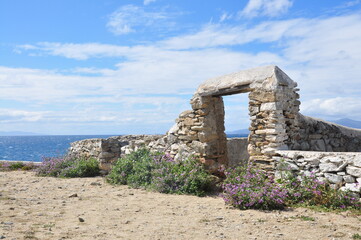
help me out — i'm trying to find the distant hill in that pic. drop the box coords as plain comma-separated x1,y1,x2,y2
226,129,249,135
226,118,361,135
331,118,361,129
0,131,42,136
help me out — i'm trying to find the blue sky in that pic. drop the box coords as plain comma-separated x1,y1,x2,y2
1,0,361,135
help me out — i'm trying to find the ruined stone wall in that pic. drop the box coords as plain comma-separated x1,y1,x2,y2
164,95,228,172
67,135,165,171
247,85,300,170
227,138,249,167
287,114,361,152
273,150,361,198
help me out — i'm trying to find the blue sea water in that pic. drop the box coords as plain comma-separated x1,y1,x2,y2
0,134,248,162
0,135,113,162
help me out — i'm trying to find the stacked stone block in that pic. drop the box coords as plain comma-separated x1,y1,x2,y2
67,135,164,171
165,95,228,172
247,87,299,170
289,115,361,152
274,151,361,198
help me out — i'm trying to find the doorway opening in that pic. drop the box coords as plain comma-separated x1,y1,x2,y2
222,93,250,167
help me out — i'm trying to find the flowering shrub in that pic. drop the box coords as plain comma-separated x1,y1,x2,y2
278,172,361,210
106,148,155,187
36,157,100,178
151,157,212,196
222,163,288,210
106,148,213,196
222,162,361,211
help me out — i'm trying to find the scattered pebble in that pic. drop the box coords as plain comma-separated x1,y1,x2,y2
69,193,78,198
90,182,101,186
78,217,85,222
1,222,13,225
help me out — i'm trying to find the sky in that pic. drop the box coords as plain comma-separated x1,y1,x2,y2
0,0,361,135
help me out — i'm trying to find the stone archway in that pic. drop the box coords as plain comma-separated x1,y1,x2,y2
166,65,300,172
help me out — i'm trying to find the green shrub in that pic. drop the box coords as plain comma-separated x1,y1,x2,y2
9,162,25,170
106,148,155,187
151,158,213,196
59,158,100,178
36,157,100,178
106,149,213,196
353,233,361,239
0,161,36,171
21,164,36,171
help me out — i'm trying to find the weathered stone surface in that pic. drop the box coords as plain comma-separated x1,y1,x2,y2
227,138,249,167
276,160,299,171
168,124,179,134
324,173,343,184
198,132,218,142
274,151,361,199
319,163,339,172
352,156,361,167
291,114,361,152
346,166,361,178
341,183,361,193
196,65,295,96
343,175,355,183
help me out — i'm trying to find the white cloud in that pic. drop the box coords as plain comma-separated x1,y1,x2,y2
8,11,361,133
161,19,301,50
16,42,131,60
240,0,293,18
300,97,361,120
0,109,47,123
220,12,233,22
143,0,156,6
107,5,169,35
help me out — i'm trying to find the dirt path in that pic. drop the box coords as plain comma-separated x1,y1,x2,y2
0,171,360,240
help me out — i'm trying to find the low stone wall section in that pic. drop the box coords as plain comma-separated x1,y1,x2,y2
66,135,165,171
227,137,249,167
288,114,361,152
273,150,361,198
67,134,250,172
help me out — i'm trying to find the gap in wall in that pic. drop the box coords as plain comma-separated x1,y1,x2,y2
223,93,250,137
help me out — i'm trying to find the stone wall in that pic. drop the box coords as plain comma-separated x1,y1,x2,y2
288,114,361,152
227,138,249,168
273,150,361,197
66,133,249,173
67,135,165,171
175,65,300,171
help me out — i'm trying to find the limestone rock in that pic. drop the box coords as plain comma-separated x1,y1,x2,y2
346,166,361,178
319,163,339,172
343,175,355,183
324,173,343,184
352,156,361,167
341,183,361,193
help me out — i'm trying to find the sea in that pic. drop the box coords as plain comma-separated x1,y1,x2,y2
0,135,113,162
0,134,248,162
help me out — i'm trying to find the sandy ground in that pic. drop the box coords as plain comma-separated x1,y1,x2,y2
0,171,360,240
